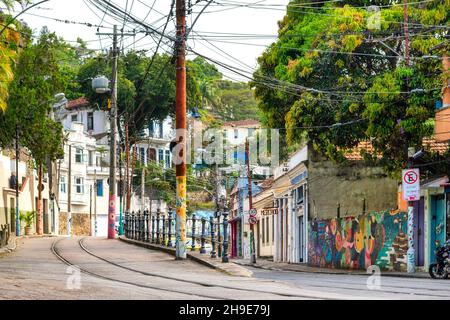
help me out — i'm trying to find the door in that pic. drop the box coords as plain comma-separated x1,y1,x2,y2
298,216,304,263
430,195,446,264
413,197,425,266
43,199,48,233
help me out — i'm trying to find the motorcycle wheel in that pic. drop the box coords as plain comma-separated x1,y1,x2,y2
429,263,448,279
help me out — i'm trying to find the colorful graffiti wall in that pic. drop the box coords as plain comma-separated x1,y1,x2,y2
308,211,408,271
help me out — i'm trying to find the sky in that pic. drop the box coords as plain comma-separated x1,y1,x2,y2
8,0,290,81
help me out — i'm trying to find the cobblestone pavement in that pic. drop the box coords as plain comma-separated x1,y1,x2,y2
0,237,448,300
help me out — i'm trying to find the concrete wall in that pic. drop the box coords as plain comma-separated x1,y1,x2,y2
308,151,398,220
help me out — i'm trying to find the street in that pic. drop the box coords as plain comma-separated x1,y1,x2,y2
0,237,448,300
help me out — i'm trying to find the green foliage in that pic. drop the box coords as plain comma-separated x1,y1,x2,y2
253,0,449,174
0,28,66,166
189,57,260,123
19,210,35,228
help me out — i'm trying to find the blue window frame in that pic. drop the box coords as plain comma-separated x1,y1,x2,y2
96,179,103,197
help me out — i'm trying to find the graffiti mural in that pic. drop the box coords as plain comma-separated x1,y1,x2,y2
308,211,408,271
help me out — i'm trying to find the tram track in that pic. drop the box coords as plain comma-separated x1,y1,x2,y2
51,238,227,300
77,237,329,299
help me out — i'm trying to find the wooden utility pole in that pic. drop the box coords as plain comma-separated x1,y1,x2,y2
246,138,256,264
175,0,187,260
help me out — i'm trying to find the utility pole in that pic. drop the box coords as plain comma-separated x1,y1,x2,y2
245,138,257,264
125,122,130,212
108,25,119,239
119,145,124,236
68,144,72,236
89,185,93,236
94,168,97,237
15,125,20,236
404,0,415,274
175,0,187,260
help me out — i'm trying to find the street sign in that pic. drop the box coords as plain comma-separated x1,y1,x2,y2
402,168,420,201
249,208,257,217
248,216,257,225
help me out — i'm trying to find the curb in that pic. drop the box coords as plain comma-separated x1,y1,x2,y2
234,261,429,279
118,236,252,277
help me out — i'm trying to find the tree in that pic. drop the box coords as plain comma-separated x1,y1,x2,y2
76,51,203,144
189,57,260,123
253,0,449,175
0,11,23,112
3,28,66,234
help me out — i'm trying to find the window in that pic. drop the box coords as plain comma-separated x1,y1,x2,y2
96,179,103,197
159,121,164,138
71,114,77,122
140,147,145,164
234,129,239,139
148,148,156,161
149,121,155,137
158,149,164,165
75,147,83,163
75,177,84,194
248,128,255,137
165,150,171,168
59,176,66,193
266,216,270,244
296,186,304,204
87,112,94,131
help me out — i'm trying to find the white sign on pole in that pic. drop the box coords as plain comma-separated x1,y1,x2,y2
402,168,420,201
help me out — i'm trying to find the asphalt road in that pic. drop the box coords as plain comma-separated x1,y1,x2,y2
0,237,448,300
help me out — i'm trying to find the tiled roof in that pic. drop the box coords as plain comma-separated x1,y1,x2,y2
222,119,261,128
344,138,450,161
344,141,376,161
67,97,89,110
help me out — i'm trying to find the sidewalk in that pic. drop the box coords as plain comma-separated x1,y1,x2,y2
233,258,430,279
118,236,253,278
0,234,58,258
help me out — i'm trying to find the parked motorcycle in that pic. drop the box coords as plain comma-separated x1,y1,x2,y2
429,239,450,279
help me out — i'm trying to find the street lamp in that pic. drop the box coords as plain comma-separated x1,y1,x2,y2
14,93,65,237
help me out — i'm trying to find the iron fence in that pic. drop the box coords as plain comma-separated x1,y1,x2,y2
124,210,229,262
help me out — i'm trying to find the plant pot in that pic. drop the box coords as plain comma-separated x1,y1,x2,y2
24,226,33,236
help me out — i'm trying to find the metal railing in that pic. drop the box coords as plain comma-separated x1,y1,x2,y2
124,210,229,263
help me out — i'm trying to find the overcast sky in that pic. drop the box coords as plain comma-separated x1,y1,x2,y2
10,0,289,81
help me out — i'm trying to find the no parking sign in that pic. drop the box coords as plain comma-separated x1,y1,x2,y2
402,169,420,201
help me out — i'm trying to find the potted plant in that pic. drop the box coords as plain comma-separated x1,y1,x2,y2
19,211,35,236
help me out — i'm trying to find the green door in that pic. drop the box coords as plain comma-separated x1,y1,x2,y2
430,195,446,263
